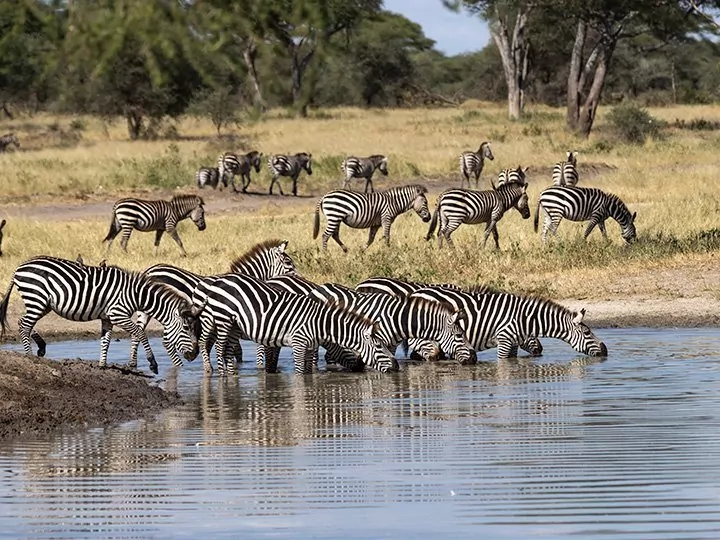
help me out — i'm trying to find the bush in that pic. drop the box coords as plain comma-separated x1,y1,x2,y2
607,102,663,144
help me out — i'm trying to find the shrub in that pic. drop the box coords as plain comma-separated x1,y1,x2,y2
607,102,663,144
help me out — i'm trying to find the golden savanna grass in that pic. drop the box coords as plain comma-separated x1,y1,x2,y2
0,103,719,313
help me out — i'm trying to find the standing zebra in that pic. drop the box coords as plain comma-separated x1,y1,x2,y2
102,194,206,257
495,165,528,187
313,184,431,252
267,152,313,196
217,151,264,193
341,155,389,193
0,256,203,374
189,273,398,375
196,167,221,190
552,151,579,187
0,219,5,257
534,186,637,244
459,141,494,189
426,182,530,249
0,132,19,152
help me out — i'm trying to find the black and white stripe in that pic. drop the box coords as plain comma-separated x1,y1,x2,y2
552,151,579,187
534,186,637,243
459,142,494,189
196,167,221,189
217,151,264,193
0,256,203,374
495,165,528,187
267,152,313,196
426,182,530,249
102,194,206,256
341,155,389,193
313,184,431,252
0,132,19,152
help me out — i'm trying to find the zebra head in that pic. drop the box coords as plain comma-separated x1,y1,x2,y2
372,155,389,176
191,198,206,231
412,186,432,222
480,141,494,161
565,308,608,357
514,183,531,219
621,211,638,243
360,321,400,373
435,307,476,364
169,301,204,361
0,219,5,256
298,152,313,175
269,240,297,276
229,239,296,278
407,338,442,361
248,150,263,173
522,336,544,356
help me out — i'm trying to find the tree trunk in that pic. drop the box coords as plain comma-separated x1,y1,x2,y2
290,45,315,118
1,102,13,120
242,40,266,112
125,109,143,140
670,61,677,104
566,20,587,131
578,43,615,138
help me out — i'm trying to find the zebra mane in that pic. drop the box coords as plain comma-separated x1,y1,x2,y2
473,287,580,319
229,239,287,272
606,191,633,217
171,194,204,205
464,283,502,295
387,184,427,195
133,271,192,307
324,296,378,328
406,294,458,315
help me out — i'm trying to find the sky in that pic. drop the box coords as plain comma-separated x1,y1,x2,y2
383,0,491,56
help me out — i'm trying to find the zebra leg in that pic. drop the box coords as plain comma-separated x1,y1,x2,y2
292,174,299,197
256,344,265,368
130,311,150,368
112,315,158,374
583,220,599,240
224,327,242,375
441,221,460,249
381,217,393,246
365,226,381,250
241,173,251,193
597,220,608,240
99,318,113,368
265,346,281,373
153,229,164,256
167,229,188,257
119,228,133,252
495,330,520,361
18,309,49,356
230,174,240,193
291,338,314,374
214,327,230,377
199,327,214,374
483,221,500,250
365,178,374,194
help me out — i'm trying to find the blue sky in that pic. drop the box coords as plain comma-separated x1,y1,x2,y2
383,0,491,56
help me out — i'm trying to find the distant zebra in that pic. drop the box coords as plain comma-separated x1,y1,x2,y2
341,155,389,193
534,186,637,244
0,132,19,152
408,286,607,361
426,182,530,249
459,141,494,189
189,273,398,375
552,151,579,187
313,184,431,252
495,165,528,187
267,152,313,196
0,219,5,257
217,151,263,193
196,167,221,190
102,194,206,257
0,256,203,374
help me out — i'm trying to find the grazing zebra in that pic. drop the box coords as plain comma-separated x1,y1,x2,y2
552,151,579,187
189,273,398,375
217,151,264,193
426,182,530,249
341,155,389,193
534,186,637,244
267,152,313,196
495,165,528,187
135,239,296,373
0,132,19,152
196,167,221,190
102,194,206,257
0,219,5,257
459,142,494,189
313,184,431,252
0,256,203,374
408,286,607,361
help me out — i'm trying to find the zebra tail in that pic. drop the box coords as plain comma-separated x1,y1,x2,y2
102,214,119,243
425,202,439,241
0,278,15,340
312,200,322,240
533,199,541,233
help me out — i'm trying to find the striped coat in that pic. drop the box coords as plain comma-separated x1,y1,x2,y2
459,142,494,189
341,155,389,193
267,153,313,196
552,151,579,187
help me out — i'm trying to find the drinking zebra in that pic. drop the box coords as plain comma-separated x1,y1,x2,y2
426,182,530,249
0,132,19,152
495,165,528,187
189,273,398,375
534,186,637,244
459,142,494,189
552,151,579,187
102,194,206,257
217,150,264,193
0,219,5,256
408,286,607,361
196,167,221,189
267,152,313,196
341,155,389,193
313,184,431,252
0,256,203,374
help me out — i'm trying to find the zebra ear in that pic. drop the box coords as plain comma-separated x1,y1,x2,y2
186,300,207,318
572,308,586,325
632,211,637,222
452,309,468,324
370,320,382,337
0,219,5,230
278,240,289,253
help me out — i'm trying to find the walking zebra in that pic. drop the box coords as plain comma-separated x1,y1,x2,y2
407,286,607,361
102,194,206,257
0,219,5,257
313,184,431,252
552,151,579,187
341,155,389,193
189,273,398,375
196,167,221,189
217,151,264,193
136,239,296,373
0,132,19,152
534,186,637,244
426,182,530,249
267,152,313,196
0,256,203,374
459,142,494,189
495,165,528,187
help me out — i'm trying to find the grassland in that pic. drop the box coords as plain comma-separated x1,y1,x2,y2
0,103,719,331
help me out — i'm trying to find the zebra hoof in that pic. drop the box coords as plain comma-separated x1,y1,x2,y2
36,348,46,358
148,359,158,375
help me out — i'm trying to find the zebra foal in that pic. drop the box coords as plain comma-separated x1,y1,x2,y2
459,142,494,189
313,184,431,252
534,186,637,244
103,194,206,257
0,256,203,374
552,151,579,187
217,151,263,193
267,152,313,196
341,155,389,193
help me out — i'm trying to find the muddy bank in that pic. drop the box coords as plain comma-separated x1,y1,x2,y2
0,351,181,441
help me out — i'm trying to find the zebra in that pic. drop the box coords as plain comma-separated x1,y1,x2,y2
0,256,203,374
189,273,398,375
267,152,313,196
552,151,579,187
0,218,5,256
407,286,607,361
534,186,637,244
355,276,544,359
0,132,19,152
341,155,389,193
135,239,296,373
102,194,206,257
313,184,431,252
217,151,264,193
426,182,530,249
196,167,221,190
495,165,528,187
459,141,494,189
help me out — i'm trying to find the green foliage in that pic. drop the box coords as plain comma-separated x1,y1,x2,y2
142,144,193,188
607,103,663,144
188,87,245,135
